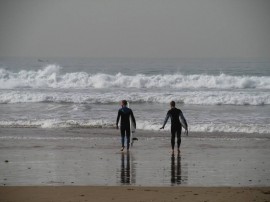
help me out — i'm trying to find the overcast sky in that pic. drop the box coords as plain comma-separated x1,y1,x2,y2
0,0,269,58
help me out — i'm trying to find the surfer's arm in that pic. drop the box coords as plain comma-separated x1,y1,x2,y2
116,110,121,129
130,110,136,129
160,113,170,129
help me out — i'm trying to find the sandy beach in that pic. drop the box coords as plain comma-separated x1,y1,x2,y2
1,186,270,202
1,128,270,201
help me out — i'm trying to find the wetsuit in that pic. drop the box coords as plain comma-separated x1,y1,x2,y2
162,107,188,150
116,106,136,149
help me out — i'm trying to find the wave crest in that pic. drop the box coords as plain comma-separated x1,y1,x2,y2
0,65,270,89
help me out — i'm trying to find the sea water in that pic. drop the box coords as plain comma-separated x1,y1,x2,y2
0,57,270,135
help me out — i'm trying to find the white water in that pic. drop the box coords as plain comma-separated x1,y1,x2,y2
0,90,269,105
0,119,269,134
0,65,270,90
1,58,269,135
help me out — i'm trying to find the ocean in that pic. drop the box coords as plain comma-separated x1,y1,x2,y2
0,57,270,135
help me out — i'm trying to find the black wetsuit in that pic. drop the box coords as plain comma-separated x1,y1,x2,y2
116,106,136,149
162,107,188,150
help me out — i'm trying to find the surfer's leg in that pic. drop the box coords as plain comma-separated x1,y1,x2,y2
126,127,131,150
177,127,182,152
171,128,176,151
120,127,125,148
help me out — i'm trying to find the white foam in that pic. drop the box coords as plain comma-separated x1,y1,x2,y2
0,65,270,89
0,119,114,129
137,121,270,134
1,90,269,105
0,119,269,134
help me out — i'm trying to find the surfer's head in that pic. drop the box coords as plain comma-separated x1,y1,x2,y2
121,100,127,107
170,101,176,108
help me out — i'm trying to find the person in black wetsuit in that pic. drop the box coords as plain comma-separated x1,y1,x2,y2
116,100,136,151
160,101,188,154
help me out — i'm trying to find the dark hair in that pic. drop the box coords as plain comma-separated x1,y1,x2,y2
170,101,175,107
122,100,127,106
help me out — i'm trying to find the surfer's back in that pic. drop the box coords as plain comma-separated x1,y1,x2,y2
118,107,132,126
167,108,182,127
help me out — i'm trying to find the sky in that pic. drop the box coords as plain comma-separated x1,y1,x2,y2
0,0,270,58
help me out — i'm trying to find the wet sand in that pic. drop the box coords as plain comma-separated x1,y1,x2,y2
1,128,270,186
0,128,270,201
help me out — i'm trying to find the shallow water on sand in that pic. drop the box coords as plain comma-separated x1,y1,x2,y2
1,128,270,186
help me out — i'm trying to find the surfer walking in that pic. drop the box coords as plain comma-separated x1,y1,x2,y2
160,101,188,154
116,100,136,152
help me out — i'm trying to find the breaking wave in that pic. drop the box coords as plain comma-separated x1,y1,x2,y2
0,65,270,89
1,90,269,105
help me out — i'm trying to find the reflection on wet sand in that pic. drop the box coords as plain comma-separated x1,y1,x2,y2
171,154,187,185
119,152,136,185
